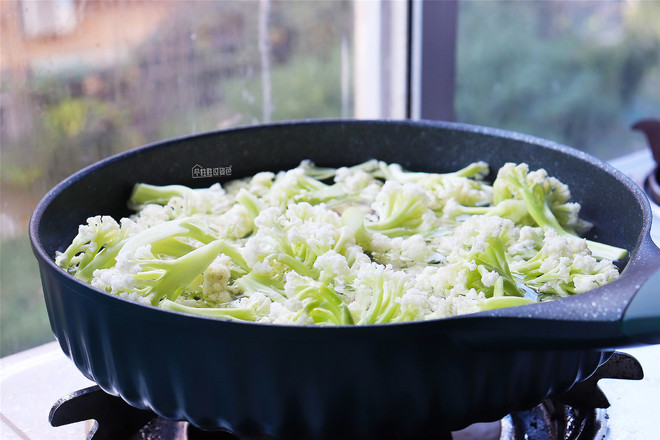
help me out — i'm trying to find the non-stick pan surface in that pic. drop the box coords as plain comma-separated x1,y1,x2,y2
30,120,660,439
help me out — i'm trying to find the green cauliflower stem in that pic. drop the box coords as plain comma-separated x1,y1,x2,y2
378,161,490,186
160,299,257,321
285,272,354,325
129,239,228,305
235,271,287,304
61,216,249,307
355,263,416,324
479,296,537,311
367,181,433,237
510,230,620,297
244,203,356,283
492,163,627,261
129,182,230,216
442,198,529,224
129,183,196,206
467,235,523,298
55,215,132,283
378,160,493,209
280,160,382,207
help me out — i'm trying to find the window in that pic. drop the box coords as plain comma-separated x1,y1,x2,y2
1,0,355,356
453,0,660,160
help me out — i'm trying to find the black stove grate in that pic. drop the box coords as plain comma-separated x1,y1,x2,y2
49,352,643,440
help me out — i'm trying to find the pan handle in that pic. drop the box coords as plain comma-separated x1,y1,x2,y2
621,238,660,345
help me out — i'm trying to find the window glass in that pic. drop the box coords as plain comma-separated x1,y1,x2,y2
455,0,660,160
0,0,352,356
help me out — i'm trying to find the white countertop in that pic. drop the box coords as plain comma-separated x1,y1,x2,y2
0,342,94,440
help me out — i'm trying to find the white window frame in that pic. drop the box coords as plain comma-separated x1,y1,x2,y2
353,0,457,121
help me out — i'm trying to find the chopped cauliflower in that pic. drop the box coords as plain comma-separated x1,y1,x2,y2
369,233,433,267
56,160,626,324
201,255,234,303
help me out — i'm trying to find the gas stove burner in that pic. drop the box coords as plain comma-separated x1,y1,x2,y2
48,352,643,440
501,400,607,440
498,351,643,440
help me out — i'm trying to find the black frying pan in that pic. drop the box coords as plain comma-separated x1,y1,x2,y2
30,120,660,439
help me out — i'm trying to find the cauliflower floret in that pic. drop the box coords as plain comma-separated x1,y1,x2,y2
283,202,342,227
90,242,147,294
429,176,493,210
572,260,620,293
331,169,383,210
395,287,429,321
313,250,353,282
335,167,378,192
447,291,485,316
413,264,487,319
434,214,519,261
264,168,311,207
282,270,353,324
242,207,286,269
208,204,254,239
130,202,179,227
91,267,137,295
369,233,433,267
248,171,276,197
132,183,231,219
268,301,299,324
202,254,234,303
287,220,338,255
480,268,500,287
235,291,271,317
195,183,231,214
351,261,418,323
507,226,544,259
55,215,122,270
400,234,432,262
367,180,436,237
510,229,620,296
